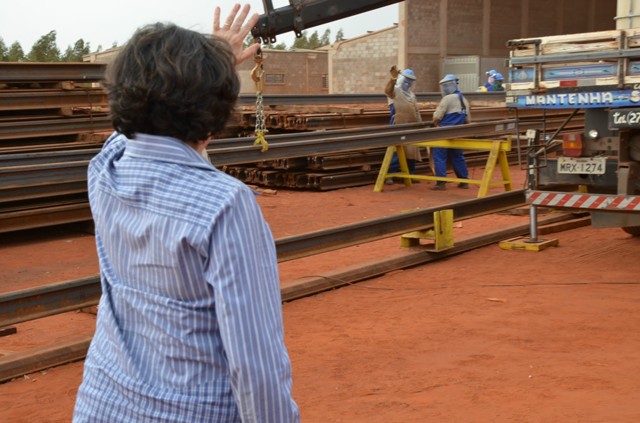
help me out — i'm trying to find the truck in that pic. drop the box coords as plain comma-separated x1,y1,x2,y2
505,6,640,235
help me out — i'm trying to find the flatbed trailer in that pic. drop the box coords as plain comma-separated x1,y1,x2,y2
506,28,640,234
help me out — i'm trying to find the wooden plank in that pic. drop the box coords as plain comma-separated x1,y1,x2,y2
537,29,620,45
541,41,619,55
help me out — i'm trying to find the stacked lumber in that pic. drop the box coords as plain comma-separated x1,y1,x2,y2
507,29,640,90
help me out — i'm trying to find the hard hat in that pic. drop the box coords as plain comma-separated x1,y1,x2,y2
494,72,504,81
439,74,459,84
486,69,497,77
400,69,416,80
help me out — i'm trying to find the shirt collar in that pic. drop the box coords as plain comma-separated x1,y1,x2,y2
123,133,212,170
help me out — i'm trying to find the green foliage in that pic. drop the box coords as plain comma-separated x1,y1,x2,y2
290,28,345,50
320,29,331,46
0,38,7,61
7,42,25,62
292,31,310,49
308,31,320,48
62,39,91,62
27,30,61,62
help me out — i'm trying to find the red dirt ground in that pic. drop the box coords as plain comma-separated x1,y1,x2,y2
2,166,640,422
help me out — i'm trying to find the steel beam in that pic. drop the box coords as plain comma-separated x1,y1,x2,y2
0,190,525,327
0,202,92,234
275,190,525,261
207,120,530,166
0,116,111,140
251,0,404,42
0,63,106,83
0,90,107,111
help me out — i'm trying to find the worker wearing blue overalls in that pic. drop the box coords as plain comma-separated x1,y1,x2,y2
431,74,471,190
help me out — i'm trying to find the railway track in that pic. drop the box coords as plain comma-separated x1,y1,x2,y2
0,189,590,383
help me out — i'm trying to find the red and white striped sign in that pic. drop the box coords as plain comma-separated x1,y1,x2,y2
527,190,640,211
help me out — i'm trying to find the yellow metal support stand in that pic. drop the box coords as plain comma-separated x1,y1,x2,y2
499,129,558,252
498,237,559,251
400,209,454,252
374,138,513,198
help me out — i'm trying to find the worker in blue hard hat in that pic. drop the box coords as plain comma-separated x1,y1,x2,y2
384,65,422,182
489,72,505,91
431,74,471,191
482,69,497,91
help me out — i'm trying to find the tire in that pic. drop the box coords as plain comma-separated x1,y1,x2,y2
622,226,640,236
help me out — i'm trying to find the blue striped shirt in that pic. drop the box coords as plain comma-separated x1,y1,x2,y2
73,132,299,422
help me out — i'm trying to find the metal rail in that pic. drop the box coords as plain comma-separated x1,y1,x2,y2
0,115,111,140
0,209,588,384
207,120,528,166
0,201,91,234
0,62,106,83
0,119,544,232
0,120,525,199
0,190,526,328
0,89,107,111
0,123,425,167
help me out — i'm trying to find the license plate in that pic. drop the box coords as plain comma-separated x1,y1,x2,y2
557,157,606,175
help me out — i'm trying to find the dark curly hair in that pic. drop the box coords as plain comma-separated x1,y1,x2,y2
104,23,239,143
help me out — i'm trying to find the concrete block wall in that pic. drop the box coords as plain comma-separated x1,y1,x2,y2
328,26,399,94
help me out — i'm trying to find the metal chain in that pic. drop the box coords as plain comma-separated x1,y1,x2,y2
255,89,266,134
251,47,268,152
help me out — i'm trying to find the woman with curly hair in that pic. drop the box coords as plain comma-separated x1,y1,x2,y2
73,4,299,422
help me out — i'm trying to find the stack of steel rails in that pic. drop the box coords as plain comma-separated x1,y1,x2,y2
0,62,584,233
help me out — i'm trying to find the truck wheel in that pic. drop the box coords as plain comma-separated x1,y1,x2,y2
622,226,640,236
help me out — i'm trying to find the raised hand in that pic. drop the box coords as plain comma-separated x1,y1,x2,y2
213,3,260,65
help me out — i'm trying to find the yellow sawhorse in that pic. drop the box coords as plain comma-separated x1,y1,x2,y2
373,138,513,198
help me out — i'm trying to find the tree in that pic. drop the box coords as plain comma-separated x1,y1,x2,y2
0,38,7,61
320,29,331,46
291,30,310,49
308,31,321,49
7,42,25,62
335,29,345,42
27,30,60,62
62,39,90,62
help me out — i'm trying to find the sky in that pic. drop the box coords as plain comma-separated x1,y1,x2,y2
0,0,399,52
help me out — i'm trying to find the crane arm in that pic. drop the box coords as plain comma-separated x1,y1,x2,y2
251,0,404,43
